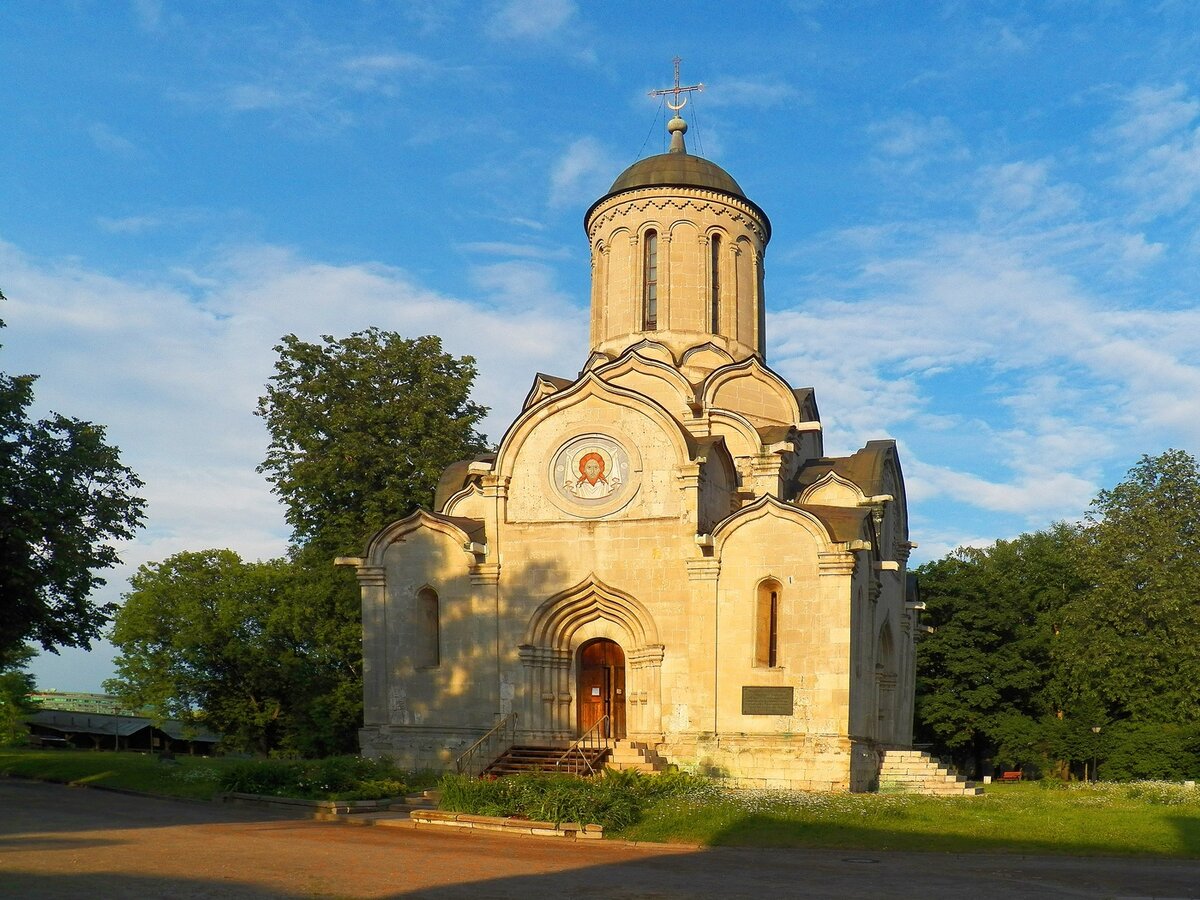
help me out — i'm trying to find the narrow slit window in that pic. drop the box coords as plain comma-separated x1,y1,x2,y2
710,235,721,333
643,230,658,330
756,580,781,667
416,587,439,668
768,590,779,667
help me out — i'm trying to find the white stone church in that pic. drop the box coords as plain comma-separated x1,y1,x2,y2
341,108,919,791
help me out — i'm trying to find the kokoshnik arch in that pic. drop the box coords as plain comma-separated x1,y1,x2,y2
339,98,919,791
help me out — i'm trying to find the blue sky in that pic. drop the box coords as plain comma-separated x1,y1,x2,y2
5,1,1200,691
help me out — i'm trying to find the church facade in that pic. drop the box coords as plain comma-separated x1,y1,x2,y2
343,113,919,791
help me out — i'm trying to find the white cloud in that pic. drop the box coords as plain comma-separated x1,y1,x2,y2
1104,83,1200,221
96,215,164,234
768,214,1200,532
909,458,1096,518
458,241,570,260
704,77,799,109
1106,83,1200,148
549,136,615,209
977,160,1082,224
488,0,576,40
868,113,967,166
0,238,585,572
88,123,139,157
131,0,163,33
340,52,437,93
180,36,447,132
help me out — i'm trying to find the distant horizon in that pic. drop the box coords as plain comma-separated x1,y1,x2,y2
5,2,1199,692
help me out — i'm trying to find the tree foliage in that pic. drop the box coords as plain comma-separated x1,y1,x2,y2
255,329,489,553
915,524,1083,771
915,450,1200,780
109,329,489,755
1,308,145,665
106,550,350,754
1058,449,1200,723
0,645,36,746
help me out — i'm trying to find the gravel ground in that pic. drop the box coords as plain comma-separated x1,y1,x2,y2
3,777,1200,899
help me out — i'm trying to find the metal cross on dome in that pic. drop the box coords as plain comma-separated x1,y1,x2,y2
648,56,703,111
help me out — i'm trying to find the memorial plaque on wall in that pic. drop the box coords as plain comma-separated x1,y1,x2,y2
741,686,794,716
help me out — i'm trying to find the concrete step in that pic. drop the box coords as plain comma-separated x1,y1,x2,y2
606,740,666,774
878,749,984,797
482,745,609,778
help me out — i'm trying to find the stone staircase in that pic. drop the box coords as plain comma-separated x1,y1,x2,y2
606,740,667,774
482,745,610,777
877,749,984,796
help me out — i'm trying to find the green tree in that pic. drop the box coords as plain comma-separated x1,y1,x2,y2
0,646,36,746
255,329,489,553
1,305,145,665
107,550,300,754
250,329,489,753
915,524,1083,774
109,330,490,756
1058,450,1200,724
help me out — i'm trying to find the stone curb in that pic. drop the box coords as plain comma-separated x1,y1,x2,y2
409,809,605,840
216,791,404,814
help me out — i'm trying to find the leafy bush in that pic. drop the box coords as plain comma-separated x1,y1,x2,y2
217,756,408,799
437,769,707,830
1098,723,1200,782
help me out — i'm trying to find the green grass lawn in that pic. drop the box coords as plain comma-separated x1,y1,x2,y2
613,780,1200,857
0,748,239,800
5,749,1199,858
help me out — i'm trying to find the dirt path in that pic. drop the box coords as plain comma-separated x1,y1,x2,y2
3,778,1199,899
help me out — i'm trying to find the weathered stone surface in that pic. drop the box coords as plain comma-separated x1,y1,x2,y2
353,113,918,791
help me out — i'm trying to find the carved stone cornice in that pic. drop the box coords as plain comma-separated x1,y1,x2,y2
686,557,721,581
470,563,501,585
354,566,387,587
818,551,857,577
628,644,665,668
518,645,571,667
587,191,769,243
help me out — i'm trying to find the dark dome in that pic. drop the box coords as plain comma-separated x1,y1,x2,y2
606,152,745,198
584,150,770,239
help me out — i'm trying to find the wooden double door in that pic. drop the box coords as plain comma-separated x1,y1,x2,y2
577,638,626,738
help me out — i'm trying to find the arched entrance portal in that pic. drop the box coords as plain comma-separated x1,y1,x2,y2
577,639,626,738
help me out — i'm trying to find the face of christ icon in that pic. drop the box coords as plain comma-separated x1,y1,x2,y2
565,448,621,500
578,452,606,486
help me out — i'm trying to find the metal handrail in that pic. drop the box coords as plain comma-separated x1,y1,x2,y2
455,711,517,776
555,715,611,776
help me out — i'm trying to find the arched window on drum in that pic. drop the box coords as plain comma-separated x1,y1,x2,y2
643,230,658,330
710,233,721,334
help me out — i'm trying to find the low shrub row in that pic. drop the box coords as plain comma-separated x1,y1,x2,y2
436,769,706,830
217,756,409,800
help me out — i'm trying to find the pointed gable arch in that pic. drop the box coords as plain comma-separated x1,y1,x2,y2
680,341,736,377
524,574,660,651
494,370,694,481
522,373,574,411
797,471,867,507
594,350,697,421
582,350,614,372
620,337,676,366
442,482,486,519
709,408,768,460
703,356,801,427
363,509,483,568
710,494,836,557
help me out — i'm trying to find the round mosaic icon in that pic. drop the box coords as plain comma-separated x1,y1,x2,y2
551,434,631,508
